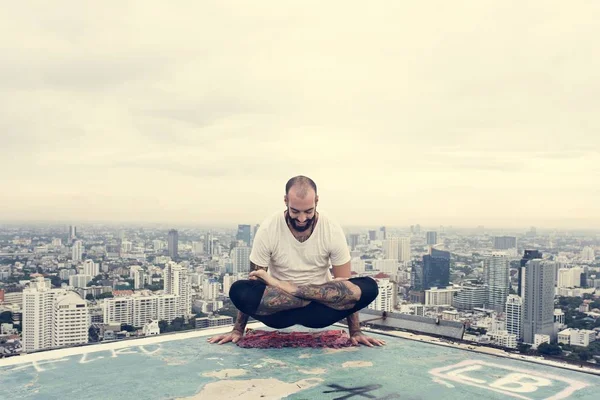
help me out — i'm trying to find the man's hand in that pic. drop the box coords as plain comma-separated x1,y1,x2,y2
350,332,386,347
207,329,243,345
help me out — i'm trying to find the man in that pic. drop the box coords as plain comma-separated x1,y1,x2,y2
208,175,385,347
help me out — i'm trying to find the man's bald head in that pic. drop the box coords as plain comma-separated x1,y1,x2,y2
285,175,318,199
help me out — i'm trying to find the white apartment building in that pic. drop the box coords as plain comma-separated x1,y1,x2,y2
196,315,233,329
383,237,411,262
142,320,160,336
69,274,92,288
202,280,220,301
487,330,517,349
222,274,239,297
164,262,192,316
424,286,460,306
83,259,99,277
505,294,523,340
533,334,551,349
368,278,394,312
52,291,89,348
59,268,76,280
72,240,83,262
581,247,595,262
372,259,398,275
104,294,178,327
558,328,597,347
231,246,251,274
557,267,584,288
22,278,88,352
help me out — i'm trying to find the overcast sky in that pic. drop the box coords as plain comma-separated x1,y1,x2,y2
1,1,599,229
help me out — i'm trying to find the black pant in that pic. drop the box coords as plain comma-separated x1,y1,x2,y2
229,277,379,329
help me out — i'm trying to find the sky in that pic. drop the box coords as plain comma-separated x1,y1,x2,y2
1,1,599,229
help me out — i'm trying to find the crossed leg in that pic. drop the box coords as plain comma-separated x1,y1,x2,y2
250,270,362,315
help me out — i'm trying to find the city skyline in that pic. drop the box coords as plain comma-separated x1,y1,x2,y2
2,2,599,228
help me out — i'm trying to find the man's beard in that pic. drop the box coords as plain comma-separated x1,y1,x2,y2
286,209,315,232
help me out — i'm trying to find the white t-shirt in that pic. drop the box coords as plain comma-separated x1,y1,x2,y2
249,210,351,286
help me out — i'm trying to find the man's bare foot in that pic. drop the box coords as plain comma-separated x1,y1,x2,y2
249,269,278,287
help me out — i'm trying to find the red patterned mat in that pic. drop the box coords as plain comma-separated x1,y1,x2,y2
236,329,354,349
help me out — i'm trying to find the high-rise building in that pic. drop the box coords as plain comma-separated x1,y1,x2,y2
368,230,377,241
522,260,556,344
372,259,399,275
426,231,438,245
348,234,360,250
518,250,542,297
131,266,146,290
69,225,77,241
202,279,220,300
69,274,92,288
52,291,89,348
557,267,585,289
83,259,99,277
222,274,239,297
453,284,487,310
22,278,88,352
581,247,595,262
72,240,83,263
153,240,165,251
104,294,178,327
483,253,510,312
205,232,214,256
368,277,394,312
379,226,387,241
424,287,460,306
493,236,517,250
505,294,523,340
383,237,411,262
168,229,179,259
121,240,133,253
422,249,450,290
236,225,252,246
192,241,204,255
163,262,191,317
231,246,251,274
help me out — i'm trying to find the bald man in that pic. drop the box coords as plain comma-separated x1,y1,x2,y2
208,175,385,347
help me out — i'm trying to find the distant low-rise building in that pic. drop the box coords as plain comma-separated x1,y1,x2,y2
533,334,550,349
142,320,160,336
195,315,233,330
558,328,596,347
487,330,517,349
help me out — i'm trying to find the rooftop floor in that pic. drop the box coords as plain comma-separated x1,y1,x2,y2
1,324,599,399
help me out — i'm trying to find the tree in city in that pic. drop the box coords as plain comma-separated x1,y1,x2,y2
537,343,562,356
0,311,12,324
49,275,63,288
578,351,592,362
517,343,531,354
121,324,136,332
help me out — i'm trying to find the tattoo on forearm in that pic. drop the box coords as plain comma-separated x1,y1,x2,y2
292,281,360,310
256,287,310,315
233,311,249,333
347,312,362,335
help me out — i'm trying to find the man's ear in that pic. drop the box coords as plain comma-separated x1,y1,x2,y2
315,195,319,205
283,195,288,205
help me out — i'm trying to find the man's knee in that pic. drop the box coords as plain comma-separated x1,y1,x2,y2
351,277,379,308
229,280,266,316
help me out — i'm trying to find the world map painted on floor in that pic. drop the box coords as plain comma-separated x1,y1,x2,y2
1,329,599,400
